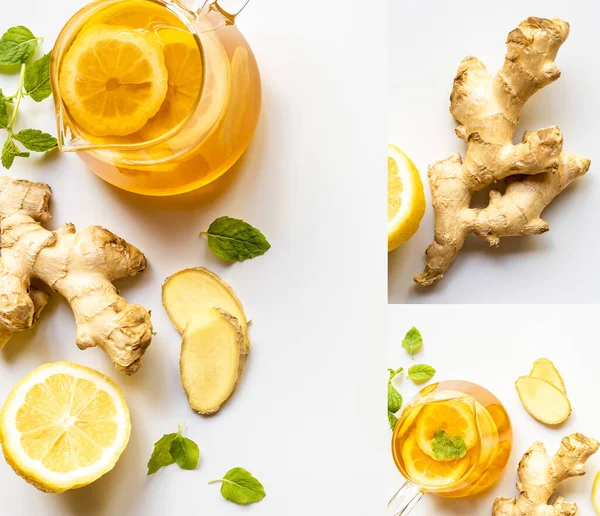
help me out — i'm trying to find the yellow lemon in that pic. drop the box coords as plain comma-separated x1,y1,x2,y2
59,24,168,136
388,145,426,251
593,470,600,515
401,431,470,489
415,399,478,460
140,27,203,140
0,362,130,493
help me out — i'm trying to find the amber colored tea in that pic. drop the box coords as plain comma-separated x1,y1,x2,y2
52,0,261,195
392,380,512,498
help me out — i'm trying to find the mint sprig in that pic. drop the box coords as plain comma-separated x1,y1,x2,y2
209,467,266,505
0,27,56,169
147,425,200,475
431,429,467,460
387,367,403,430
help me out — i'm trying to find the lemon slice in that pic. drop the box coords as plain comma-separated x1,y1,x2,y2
415,399,478,460
0,362,130,493
139,28,203,140
593,471,600,515
402,431,470,489
388,144,426,251
59,24,168,137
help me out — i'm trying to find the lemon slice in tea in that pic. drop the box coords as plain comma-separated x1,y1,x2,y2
59,24,168,136
0,362,130,493
415,399,478,460
139,28,203,140
402,432,470,489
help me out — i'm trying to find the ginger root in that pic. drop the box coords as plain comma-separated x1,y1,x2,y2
0,177,152,374
415,17,591,286
516,376,571,425
493,433,599,515
180,308,247,415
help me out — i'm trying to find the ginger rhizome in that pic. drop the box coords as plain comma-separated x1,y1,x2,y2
493,433,599,516
415,17,591,286
0,177,152,374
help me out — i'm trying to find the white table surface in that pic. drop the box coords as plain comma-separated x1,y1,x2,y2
0,1,386,514
389,0,600,304
387,304,600,515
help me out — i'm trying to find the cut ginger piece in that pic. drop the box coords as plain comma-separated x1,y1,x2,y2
162,267,249,348
530,358,566,394
515,376,571,425
181,308,247,415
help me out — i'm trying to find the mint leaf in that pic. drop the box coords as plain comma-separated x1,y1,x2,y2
202,216,271,261
2,138,29,169
169,434,200,470
402,327,423,358
388,382,402,414
147,432,178,475
0,26,38,65
388,411,398,430
0,89,8,128
13,129,57,152
407,364,436,383
209,468,266,505
431,429,467,460
387,367,403,429
24,52,51,102
147,426,200,475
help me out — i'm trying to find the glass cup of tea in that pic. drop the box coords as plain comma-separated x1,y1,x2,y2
51,0,261,196
389,380,512,515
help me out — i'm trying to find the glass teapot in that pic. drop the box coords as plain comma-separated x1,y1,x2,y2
51,0,261,196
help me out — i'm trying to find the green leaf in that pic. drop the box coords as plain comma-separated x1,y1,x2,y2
431,429,467,460
388,411,398,430
13,129,57,152
0,26,39,65
147,432,178,475
388,367,403,382
402,327,423,358
24,52,52,102
210,468,266,505
407,364,436,383
169,434,200,470
1,138,29,169
202,216,271,261
387,382,402,414
0,89,8,128
147,426,200,475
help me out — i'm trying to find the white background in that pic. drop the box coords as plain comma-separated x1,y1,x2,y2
387,305,600,515
389,0,600,304
0,1,387,514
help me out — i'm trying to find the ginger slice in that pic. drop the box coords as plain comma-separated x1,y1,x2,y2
530,358,566,394
180,308,247,415
515,376,571,425
162,267,249,349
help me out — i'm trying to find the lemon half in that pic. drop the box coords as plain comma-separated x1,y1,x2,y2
0,362,130,493
388,145,426,251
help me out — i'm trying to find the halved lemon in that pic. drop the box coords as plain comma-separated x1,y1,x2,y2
593,471,600,515
139,27,203,140
402,431,470,489
0,362,130,493
388,145,426,251
415,399,478,460
59,24,168,137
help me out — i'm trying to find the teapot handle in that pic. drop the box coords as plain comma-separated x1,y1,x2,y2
175,0,249,25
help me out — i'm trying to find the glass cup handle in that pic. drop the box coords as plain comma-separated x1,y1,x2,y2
388,481,424,516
